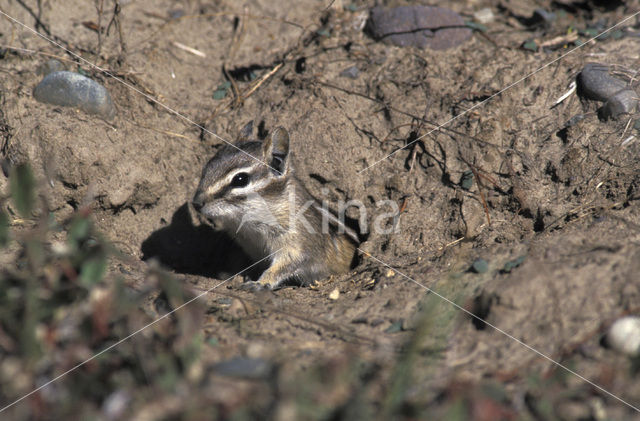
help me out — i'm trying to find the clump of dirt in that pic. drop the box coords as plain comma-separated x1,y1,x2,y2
2,0,640,419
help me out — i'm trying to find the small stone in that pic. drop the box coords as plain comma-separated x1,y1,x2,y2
329,287,340,300
502,255,526,273
339,65,359,79
600,89,638,120
33,71,116,120
578,63,628,102
385,320,404,333
522,40,538,52
474,8,495,24
472,258,489,274
102,390,130,420
566,114,585,127
578,63,637,119
212,89,227,100
606,316,640,356
213,81,231,100
168,9,185,20
213,357,272,380
460,170,474,190
385,269,395,277
367,6,471,50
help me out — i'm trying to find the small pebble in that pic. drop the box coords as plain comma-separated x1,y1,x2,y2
339,65,359,79
367,6,471,50
522,40,538,52
460,170,474,190
474,8,495,24
502,255,526,272
578,63,637,119
600,89,637,120
33,70,116,120
168,9,185,20
213,357,271,380
329,287,340,300
606,316,640,356
471,258,489,274
578,63,628,102
101,390,130,420
566,114,586,127
385,320,404,333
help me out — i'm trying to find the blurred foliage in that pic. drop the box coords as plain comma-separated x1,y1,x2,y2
0,164,619,420
0,163,204,420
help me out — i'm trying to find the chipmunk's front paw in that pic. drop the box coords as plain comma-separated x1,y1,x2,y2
239,280,279,292
239,281,266,292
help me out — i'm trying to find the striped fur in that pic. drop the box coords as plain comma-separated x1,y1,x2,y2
192,124,357,289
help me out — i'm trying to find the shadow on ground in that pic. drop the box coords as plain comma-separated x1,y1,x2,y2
141,203,265,280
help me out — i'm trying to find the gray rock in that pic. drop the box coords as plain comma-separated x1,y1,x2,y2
606,316,640,356
578,63,637,119
601,89,637,119
213,357,272,380
578,63,628,102
367,6,471,50
340,65,360,79
33,71,116,120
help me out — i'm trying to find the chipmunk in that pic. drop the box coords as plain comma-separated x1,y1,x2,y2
192,122,358,289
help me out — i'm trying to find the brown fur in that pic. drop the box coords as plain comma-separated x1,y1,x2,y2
192,123,358,289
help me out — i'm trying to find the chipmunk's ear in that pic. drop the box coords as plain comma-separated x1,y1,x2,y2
237,120,254,143
263,127,289,176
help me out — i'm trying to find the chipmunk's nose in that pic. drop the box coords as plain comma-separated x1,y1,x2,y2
192,193,204,212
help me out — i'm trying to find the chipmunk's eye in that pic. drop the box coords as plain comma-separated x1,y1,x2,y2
230,172,250,188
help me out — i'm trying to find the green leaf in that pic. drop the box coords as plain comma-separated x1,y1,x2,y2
472,258,489,273
460,170,474,190
465,21,487,33
68,217,91,244
10,163,36,218
212,89,227,100
0,209,8,247
502,255,526,272
522,40,538,52
80,256,107,286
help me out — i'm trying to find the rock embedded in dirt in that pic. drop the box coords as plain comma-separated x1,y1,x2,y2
579,63,628,102
471,258,489,274
600,89,637,120
339,65,360,79
606,316,640,356
213,357,272,380
33,70,116,120
577,63,637,119
366,6,471,50
473,8,495,24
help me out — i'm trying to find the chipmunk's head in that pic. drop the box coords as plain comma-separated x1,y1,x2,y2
192,121,291,230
